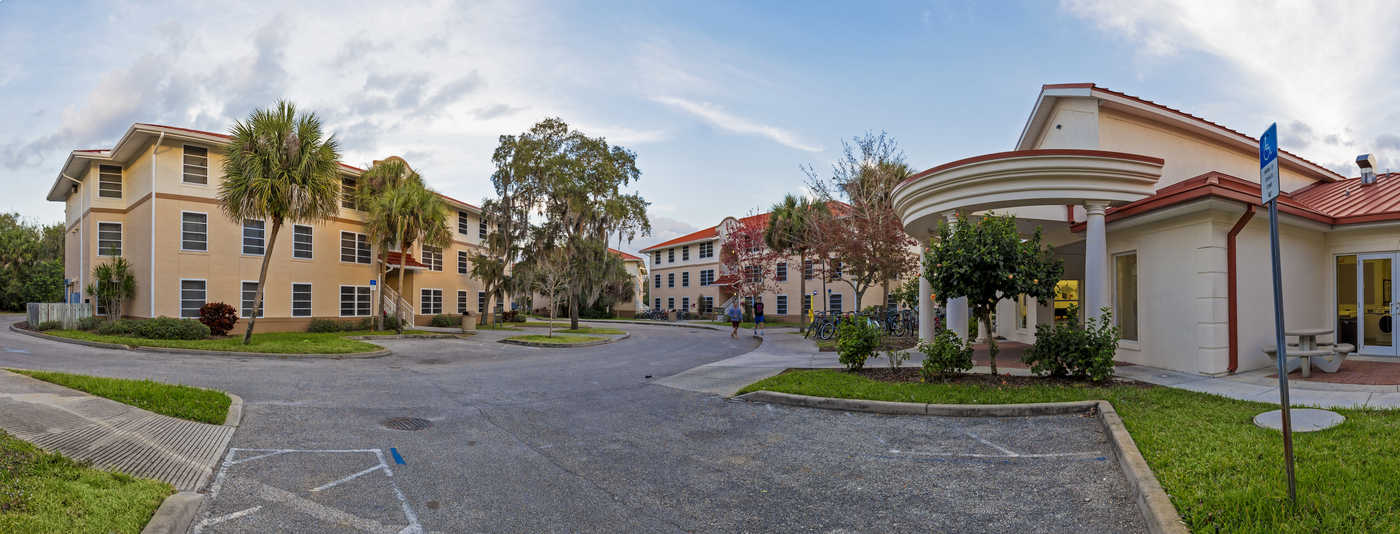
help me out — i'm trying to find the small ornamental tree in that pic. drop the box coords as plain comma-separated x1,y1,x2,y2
924,212,1063,375
197,302,239,336
719,210,782,311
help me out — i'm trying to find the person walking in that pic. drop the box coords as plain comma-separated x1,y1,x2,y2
753,296,766,337
727,302,743,339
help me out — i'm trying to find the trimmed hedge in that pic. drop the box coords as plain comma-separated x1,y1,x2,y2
132,316,210,341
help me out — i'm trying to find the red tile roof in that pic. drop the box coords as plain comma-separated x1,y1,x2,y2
609,248,643,261
380,252,427,269
639,226,719,252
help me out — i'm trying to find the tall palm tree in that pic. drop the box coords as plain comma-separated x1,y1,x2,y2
220,101,342,344
364,180,451,333
764,194,829,333
355,157,424,330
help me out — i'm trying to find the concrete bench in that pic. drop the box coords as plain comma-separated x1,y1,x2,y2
1262,344,1352,377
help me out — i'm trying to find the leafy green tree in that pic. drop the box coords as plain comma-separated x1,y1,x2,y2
364,180,452,333
764,194,829,332
219,101,343,343
924,212,1063,375
83,248,137,321
889,276,921,309
356,158,425,330
0,213,65,310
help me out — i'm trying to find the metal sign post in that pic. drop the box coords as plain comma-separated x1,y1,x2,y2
1259,122,1297,503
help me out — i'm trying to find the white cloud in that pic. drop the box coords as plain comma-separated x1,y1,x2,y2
1062,0,1400,172
652,96,821,152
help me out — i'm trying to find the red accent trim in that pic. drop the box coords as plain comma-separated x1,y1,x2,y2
1226,204,1256,373
137,123,231,139
1068,172,1333,232
609,248,643,261
640,226,719,252
380,252,427,269
1066,205,1074,224
899,149,1164,190
436,192,479,210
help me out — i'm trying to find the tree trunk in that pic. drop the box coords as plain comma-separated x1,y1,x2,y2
569,292,579,330
548,293,556,337
982,313,998,375
798,251,807,333
243,219,282,344
374,243,385,331
395,252,406,335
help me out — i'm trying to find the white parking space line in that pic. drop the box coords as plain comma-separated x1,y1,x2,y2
965,431,1020,456
198,506,261,529
312,464,387,492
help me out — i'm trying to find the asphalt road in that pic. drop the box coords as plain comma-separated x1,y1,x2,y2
0,316,1146,533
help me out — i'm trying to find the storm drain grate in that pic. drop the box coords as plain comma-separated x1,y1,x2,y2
383,417,433,431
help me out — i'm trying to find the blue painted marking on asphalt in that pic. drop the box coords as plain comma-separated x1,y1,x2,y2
391,448,405,465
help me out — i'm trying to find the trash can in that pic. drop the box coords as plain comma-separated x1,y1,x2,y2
461,313,477,331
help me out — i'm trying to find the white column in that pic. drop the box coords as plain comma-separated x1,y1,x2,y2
1084,200,1111,322
918,273,934,341
942,211,970,343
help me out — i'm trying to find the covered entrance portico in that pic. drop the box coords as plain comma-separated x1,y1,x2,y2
892,149,1164,344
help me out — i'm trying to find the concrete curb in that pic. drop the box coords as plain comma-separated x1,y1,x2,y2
223,393,243,427
499,333,631,348
735,391,1188,534
10,324,392,359
574,319,727,331
140,491,203,534
343,334,465,340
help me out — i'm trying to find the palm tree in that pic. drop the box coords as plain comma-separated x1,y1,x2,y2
219,101,342,344
364,180,451,333
764,194,829,333
355,157,424,330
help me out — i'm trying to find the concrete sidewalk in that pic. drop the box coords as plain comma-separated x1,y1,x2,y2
0,369,236,491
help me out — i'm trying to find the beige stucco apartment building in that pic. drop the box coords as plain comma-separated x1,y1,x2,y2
48,124,500,332
895,83,1400,376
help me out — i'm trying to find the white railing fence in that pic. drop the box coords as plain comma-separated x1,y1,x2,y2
380,285,415,327
27,303,93,329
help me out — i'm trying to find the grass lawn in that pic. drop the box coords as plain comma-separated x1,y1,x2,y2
42,330,383,354
476,324,524,331
505,335,607,344
357,329,434,336
8,369,231,425
517,322,574,328
556,328,625,334
740,369,1400,533
0,430,173,534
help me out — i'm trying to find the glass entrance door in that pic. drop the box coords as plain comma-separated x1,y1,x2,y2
1357,253,1398,356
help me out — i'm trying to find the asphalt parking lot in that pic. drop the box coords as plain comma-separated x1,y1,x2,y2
0,318,1146,533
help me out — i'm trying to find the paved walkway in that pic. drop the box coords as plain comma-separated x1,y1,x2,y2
0,369,235,491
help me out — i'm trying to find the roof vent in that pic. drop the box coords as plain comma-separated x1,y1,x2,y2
1357,154,1378,186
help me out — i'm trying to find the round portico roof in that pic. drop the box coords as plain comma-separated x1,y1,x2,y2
892,149,1164,237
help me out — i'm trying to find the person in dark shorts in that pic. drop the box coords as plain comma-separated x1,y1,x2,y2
727,303,743,339
753,296,765,337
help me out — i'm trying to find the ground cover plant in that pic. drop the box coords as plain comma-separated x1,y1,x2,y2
556,328,624,334
505,335,606,344
8,369,230,425
0,430,171,534
739,369,1400,533
41,330,382,354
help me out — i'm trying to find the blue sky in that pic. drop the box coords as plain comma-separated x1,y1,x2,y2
3,0,1399,258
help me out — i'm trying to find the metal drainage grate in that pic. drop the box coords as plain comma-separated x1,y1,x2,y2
383,417,433,431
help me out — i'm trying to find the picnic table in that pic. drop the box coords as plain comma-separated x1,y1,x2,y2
1262,328,1354,378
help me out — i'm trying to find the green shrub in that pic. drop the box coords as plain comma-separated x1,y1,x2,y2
97,319,138,336
381,315,400,331
197,302,239,336
579,307,616,319
918,329,974,381
307,318,341,333
430,314,457,328
133,316,210,341
36,320,63,331
76,316,100,331
1022,306,1120,382
836,321,883,371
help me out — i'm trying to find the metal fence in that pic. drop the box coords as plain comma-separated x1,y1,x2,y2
26,303,92,329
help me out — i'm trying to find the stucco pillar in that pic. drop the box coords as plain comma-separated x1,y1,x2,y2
918,273,934,341
942,212,970,343
1084,200,1111,322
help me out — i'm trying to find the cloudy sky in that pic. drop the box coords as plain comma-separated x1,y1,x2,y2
3,0,1399,258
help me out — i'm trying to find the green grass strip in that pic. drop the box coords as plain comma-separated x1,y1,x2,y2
556,328,624,334
0,430,173,534
505,335,607,344
43,330,382,354
8,369,231,425
740,369,1400,533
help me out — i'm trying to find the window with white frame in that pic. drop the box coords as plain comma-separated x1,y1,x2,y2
241,282,264,318
421,289,443,315
682,297,690,310
341,177,362,210
682,246,690,261
180,280,206,318
292,283,312,317
887,293,898,309
458,290,469,314
422,245,443,271
682,271,690,287
654,251,662,264
653,298,660,310
293,225,313,259
340,286,371,316
182,146,208,184
699,241,713,258
668,273,674,288
667,297,674,310
458,250,469,274
340,232,370,264
242,219,265,255
478,291,486,313
98,223,122,256
98,165,123,199
181,213,207,251
776,262,787,282
804,260,814,280
833,261,844,279
829,293,843,314
668,248,675,263
654,274,661,289
1115,252,1139,341
700,269,715,286
702,296,714,313
776,295,788,315
745,265,761,283
803,294,812,313
458,211,470,234
479,218,487,239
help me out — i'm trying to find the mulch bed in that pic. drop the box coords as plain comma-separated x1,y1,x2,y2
790,366,1156,389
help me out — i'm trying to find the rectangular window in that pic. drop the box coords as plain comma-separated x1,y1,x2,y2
341,178,361,210
458,290,469,314
682,271,690,287
293,225,313,259
654,274,661,289
776,262,787,282
745,265,761,283
1337,255,1358,347
182,145,208,184
292,283,312,317
702,296,714,313
1053,280,1080,325
887,293,897,310
98,165,123,199
699,242,713,259
667,297,674,310
478,291,487,313
829,293,844,314
340,232,371,264
241,281,264,318
458,250,469,274
422,245,443,271
682,297,690,311
458,211,470,234
803,294,812,313
654,251,662,264
242,219,265,255
804,260,814,280
1115,253,1138,341
653,298,660,311
421,289,443,315
98,222,122,256
181,212,207,251
479,219,487,239
777,295,788,315
833,261,844,279
340,286,371,316
700,269,715,286
682,246,690,261
180,280,205,318
668,273,675,288
1018,295,1028,329
668,248,675,263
